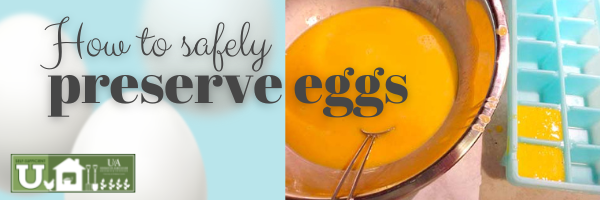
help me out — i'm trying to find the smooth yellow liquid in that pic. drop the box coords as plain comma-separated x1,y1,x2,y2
467,0,496,98
517,143,565,181
286,7,458,169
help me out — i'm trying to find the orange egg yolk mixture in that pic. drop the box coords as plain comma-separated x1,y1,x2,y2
286,7,458,169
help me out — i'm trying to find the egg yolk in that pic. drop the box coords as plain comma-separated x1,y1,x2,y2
517,143,565,182
467,0,495,98
517,105,563,141
516,106,565,181
286,7,457,169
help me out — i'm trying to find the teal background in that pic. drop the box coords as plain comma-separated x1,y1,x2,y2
0,0,284,199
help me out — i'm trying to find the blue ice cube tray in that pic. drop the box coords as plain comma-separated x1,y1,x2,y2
504,0,600,193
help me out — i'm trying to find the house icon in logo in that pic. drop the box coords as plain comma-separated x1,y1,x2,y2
53,158,85,191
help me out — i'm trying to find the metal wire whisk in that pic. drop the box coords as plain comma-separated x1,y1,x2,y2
331,127,395,200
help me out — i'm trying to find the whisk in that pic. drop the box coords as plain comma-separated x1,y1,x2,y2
331,127,394,200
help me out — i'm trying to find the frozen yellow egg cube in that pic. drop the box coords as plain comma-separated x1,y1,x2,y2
517,105,563,141
517,143,565,182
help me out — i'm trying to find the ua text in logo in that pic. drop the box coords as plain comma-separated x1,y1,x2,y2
108,159,120,167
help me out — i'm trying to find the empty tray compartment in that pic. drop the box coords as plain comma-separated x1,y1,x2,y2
559,18,597,45
518,14,556,41
517,40,560,71
569,144,600,185
557,0,600,46
562,44,600,74
557,0,595,18
565,74,600,108
517,0,555,16
568,106,600,145
517,69,561,104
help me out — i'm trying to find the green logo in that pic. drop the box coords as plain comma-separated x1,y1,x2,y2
11,154,135,193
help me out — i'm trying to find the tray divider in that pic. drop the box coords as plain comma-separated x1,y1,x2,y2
552,0,574,182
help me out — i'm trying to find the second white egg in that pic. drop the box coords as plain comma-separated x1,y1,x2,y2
65,92,206,200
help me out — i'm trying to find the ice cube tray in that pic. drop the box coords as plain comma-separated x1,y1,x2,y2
504,0,600,193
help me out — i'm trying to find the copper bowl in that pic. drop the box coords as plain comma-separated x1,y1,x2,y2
285,0,509,199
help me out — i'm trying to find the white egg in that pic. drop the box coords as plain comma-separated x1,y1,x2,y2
0,14,92,192
65,92,206,200
140,0,275,113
